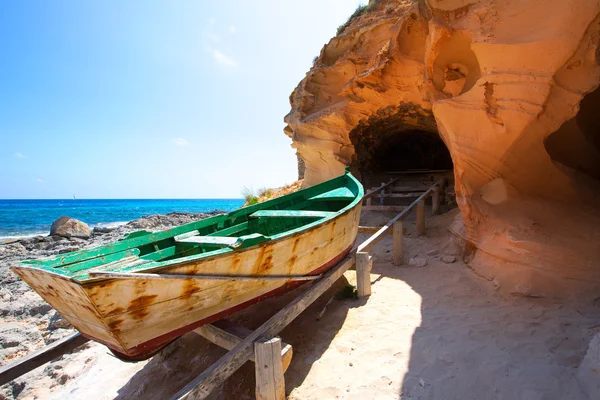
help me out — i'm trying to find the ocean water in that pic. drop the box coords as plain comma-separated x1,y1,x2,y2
0,199,245,238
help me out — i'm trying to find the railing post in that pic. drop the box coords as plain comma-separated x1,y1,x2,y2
439,178,447,205
432,186,440,215
380,182,385,205
255,338,285,400
356,252,373,298
393,221,404,266
416,199,425,236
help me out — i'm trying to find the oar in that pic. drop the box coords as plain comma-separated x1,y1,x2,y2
87,271,321,282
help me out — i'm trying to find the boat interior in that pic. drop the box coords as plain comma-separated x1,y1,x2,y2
19,172,363,281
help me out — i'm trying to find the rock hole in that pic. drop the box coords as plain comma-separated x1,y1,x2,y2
544,85,600,181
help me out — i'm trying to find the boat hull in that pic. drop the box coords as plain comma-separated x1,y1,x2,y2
13,203,361,359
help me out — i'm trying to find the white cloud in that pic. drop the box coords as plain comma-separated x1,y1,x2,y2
207,32,220,42
230,25,236,34
209,18,216,25
35,178,45,183
173,137,189,146
15,152,26,159
212,49,238,68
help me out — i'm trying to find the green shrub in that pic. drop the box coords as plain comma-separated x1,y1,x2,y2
336,1,380,36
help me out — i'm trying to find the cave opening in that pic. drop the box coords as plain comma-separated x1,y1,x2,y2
545,85,600,181
349,106,453,187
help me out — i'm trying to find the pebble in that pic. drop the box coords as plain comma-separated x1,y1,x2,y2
441,255,456,264
409,257,428,267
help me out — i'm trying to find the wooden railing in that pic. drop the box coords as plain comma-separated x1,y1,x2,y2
354,178,446,297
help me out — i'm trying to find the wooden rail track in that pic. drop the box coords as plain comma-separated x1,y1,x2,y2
0,178,446,399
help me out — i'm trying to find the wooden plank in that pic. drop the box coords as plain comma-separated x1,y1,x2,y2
308,187,355,201
170,254,355,400
362,178,401,200
416,200,426,236
208,222,249,237
393,221,404,266
357,180,442,253
387,187,430,193
255,338,285,400
432,187,440,215
363,206,406,212
371,193,422,198
0,333,89,386
358,226,392,235
87,271,321,282
356,252,372,298
249,210,334,219
176,236,239,246
384,169,452,175
193,321,293,372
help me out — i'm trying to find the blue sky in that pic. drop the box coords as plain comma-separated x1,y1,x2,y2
1,0,366,199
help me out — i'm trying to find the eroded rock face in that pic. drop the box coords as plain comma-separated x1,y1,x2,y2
285,0,600,299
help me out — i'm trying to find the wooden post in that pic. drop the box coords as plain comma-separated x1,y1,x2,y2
432,187,440,215
365,197,372,207
392,221,403,266
255,338,285,400
439,178,447,205
379,182,385,205
356,252,372,298
416,199,425,236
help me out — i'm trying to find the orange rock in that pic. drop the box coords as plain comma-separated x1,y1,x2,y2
285,0,600,299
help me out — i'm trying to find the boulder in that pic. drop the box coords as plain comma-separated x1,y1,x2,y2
50,216,91,239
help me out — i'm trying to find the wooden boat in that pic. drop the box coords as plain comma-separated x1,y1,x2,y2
12,170,363,360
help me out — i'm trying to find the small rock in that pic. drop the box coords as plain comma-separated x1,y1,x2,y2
441,255,456,264
50,216,91,239
419,378,426,387
349,362,353,367
59,247,81,254
48,311,72,330
409,258,428,267
426,249,439,257
92,226,116,234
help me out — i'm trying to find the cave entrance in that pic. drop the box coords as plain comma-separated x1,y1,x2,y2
349,107,453,188
545,85,600,181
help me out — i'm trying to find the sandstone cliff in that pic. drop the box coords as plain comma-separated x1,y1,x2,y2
285,0,600,299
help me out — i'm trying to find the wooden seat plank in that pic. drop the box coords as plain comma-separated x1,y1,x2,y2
249,210,334,219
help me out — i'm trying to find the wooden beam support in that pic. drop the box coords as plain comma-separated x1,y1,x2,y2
193,321,293,373
416,199,426,236
358,226,392,235
371,193,422,198
387,187,431,193
393,221,404,266
255,338,285,400
379,182,385,205
362,206,406,212
363,178,401,200
0,333,89,386
170,254,355,400
357,179,442,253
356,252,372,298
432,186,440,215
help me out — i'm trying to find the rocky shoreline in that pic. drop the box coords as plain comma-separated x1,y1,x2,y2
0,211,222,398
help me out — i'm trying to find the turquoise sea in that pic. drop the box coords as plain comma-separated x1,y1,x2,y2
0,199,245,238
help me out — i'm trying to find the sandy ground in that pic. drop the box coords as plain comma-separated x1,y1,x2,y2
4,208,600,399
